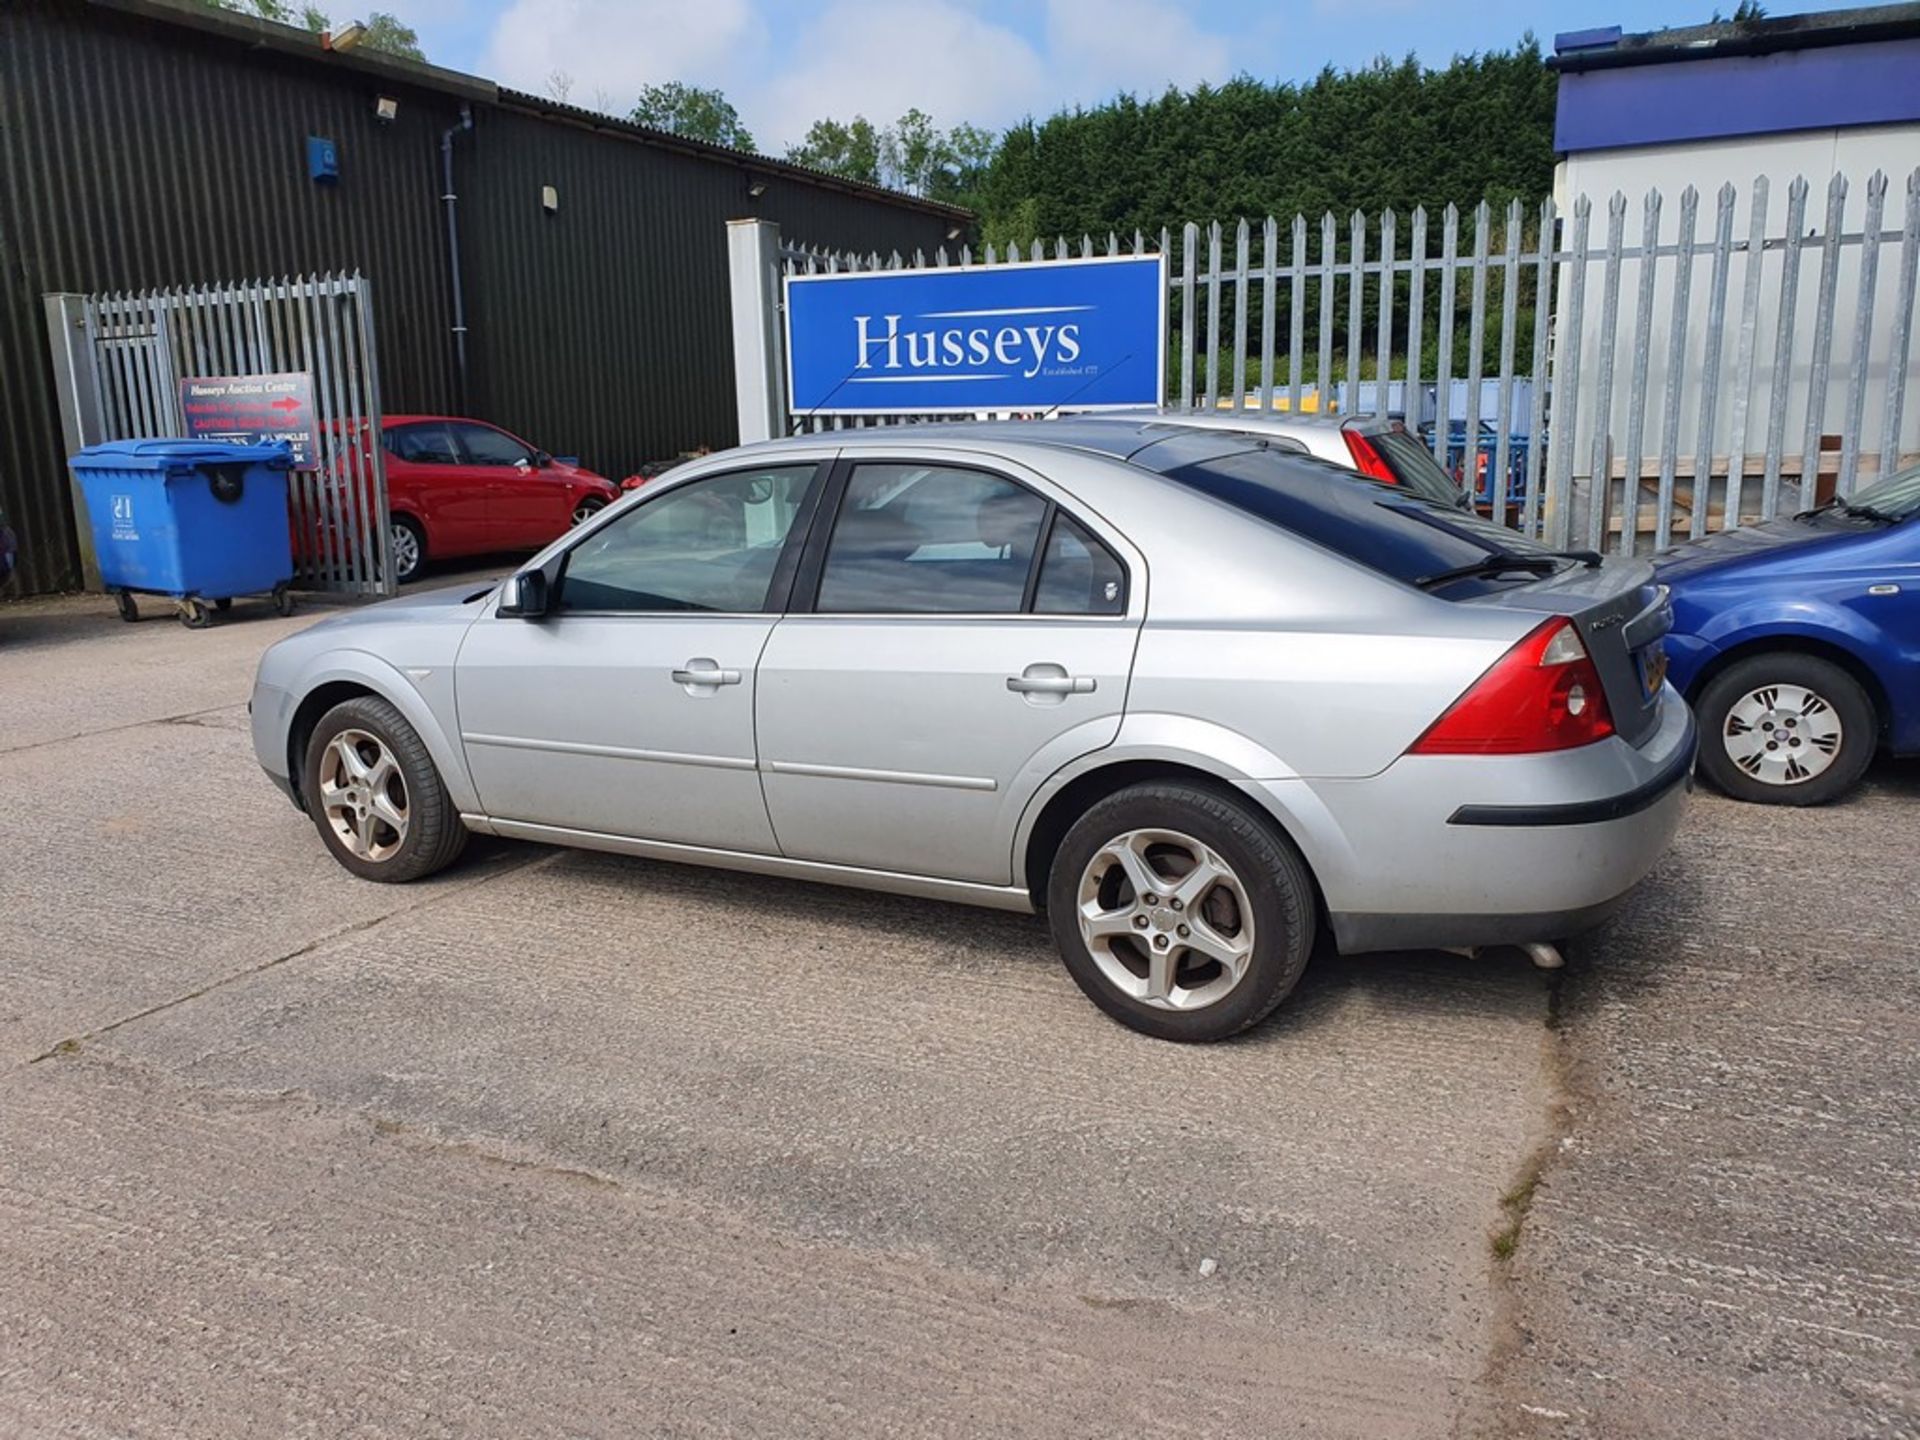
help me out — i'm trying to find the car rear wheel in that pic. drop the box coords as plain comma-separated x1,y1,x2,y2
1695,652,1876,806
1047,782,1316,1042
389,514,425,585
303,696,468,882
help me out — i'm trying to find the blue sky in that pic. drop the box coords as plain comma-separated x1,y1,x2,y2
390,0,1863,151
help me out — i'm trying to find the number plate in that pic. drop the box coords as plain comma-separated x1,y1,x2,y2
1640,643,1669,698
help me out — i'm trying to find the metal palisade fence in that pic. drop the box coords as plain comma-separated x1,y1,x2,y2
45,272,392,594
765,164,1920,555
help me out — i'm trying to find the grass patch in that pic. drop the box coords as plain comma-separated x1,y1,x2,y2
1490,1167,1545,1262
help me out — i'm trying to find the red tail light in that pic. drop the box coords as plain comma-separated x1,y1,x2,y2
1409,619,1614,755
1342,428,1398,484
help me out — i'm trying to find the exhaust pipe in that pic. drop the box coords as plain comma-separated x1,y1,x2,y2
1520,940,1564,971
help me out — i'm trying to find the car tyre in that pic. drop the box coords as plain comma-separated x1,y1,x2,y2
390,514,426,585
1695,652,1876,806
303,695,469,883
1047,781,1316,1042
571,496,607,527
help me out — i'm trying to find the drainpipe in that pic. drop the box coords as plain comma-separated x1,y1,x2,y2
441,104,474,411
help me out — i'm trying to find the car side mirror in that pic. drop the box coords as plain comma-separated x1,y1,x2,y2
533,450,553,468
497,569,550,618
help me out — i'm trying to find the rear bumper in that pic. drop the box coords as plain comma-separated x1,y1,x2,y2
1330,893,1647,953
1254,692,1696,955
1447,725,1697,827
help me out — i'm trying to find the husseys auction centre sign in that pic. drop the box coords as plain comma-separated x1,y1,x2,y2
784,254,1165,415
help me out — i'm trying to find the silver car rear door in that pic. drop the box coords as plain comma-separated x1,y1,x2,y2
754,449,1146,886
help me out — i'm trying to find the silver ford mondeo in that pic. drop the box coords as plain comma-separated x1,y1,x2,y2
251,419,1695,1041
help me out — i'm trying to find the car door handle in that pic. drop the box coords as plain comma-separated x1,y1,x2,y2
1007,674,1095,695
672,661,742,687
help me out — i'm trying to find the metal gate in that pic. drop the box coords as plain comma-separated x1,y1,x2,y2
44,272,392,595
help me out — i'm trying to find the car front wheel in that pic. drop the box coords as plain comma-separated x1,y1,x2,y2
1047,781,1316,1042
571,496,608,527
1695,652,1876,806
303,696,468,882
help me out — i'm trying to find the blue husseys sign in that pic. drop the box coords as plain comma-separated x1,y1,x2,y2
785,255,1165,415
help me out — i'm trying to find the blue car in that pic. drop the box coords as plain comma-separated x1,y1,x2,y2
1655,463,1920,805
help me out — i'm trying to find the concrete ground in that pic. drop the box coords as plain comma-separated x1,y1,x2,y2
0,580,1914,1439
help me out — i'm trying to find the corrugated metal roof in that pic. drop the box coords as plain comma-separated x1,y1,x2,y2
1551,3,1920,70
93,0,971,220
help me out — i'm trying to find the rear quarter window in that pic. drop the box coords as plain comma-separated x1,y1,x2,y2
1372,428,1466,508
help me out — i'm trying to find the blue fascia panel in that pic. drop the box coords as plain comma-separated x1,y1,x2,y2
1556,38,1920,152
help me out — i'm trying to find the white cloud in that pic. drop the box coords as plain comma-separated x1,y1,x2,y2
1043,0,1232,100
746,0,1048,150
474,0,1238,151
481,0,760,109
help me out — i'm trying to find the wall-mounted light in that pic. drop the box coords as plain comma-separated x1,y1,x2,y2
325,21,367,51
541,184,559,214
747,178,768,199
374,95,399,123
946,224,963,240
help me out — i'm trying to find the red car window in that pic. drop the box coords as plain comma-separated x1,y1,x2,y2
453,423,534,466
386,422,459,464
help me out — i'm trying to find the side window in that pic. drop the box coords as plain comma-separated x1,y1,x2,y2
1034,512,1126,615
558,465,815,614
386,423,458,464
816,464,1048,614
453,423,534,467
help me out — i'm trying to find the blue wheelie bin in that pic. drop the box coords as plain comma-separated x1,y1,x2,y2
69,439,296,628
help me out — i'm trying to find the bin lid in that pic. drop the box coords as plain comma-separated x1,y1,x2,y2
70,438,295,472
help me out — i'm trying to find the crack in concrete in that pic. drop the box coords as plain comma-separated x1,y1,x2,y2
19,849,552,1068
0,704,242,758
1458,959,1575,1440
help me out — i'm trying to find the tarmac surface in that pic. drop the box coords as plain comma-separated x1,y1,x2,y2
2,576,1915,1439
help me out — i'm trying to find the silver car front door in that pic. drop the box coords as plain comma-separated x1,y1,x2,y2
454,463,822,851
756,459,1143,885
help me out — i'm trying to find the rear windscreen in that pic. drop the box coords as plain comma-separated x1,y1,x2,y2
1156,448,1552,594
1370,428,1466,508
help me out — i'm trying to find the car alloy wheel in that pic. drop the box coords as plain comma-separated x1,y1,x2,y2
1721,683,1843,786
1075,827,1255,1011
317,728,410,863
390,519,422,583
571,497,607,527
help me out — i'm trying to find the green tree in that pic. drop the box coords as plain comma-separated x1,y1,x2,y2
199,0,424,60
629,82,755,150
785,116,881,186
787,110,997,203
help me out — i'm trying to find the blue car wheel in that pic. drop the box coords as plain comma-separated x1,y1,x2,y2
1694,652,1876,806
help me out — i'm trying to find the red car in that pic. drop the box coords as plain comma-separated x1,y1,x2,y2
374,416,619,583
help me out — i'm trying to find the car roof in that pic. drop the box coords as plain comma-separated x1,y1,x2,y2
382,414,490,427
777,416,1380,484
803,409,1392,464
807,417,1244,464
1097,406,1362,434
